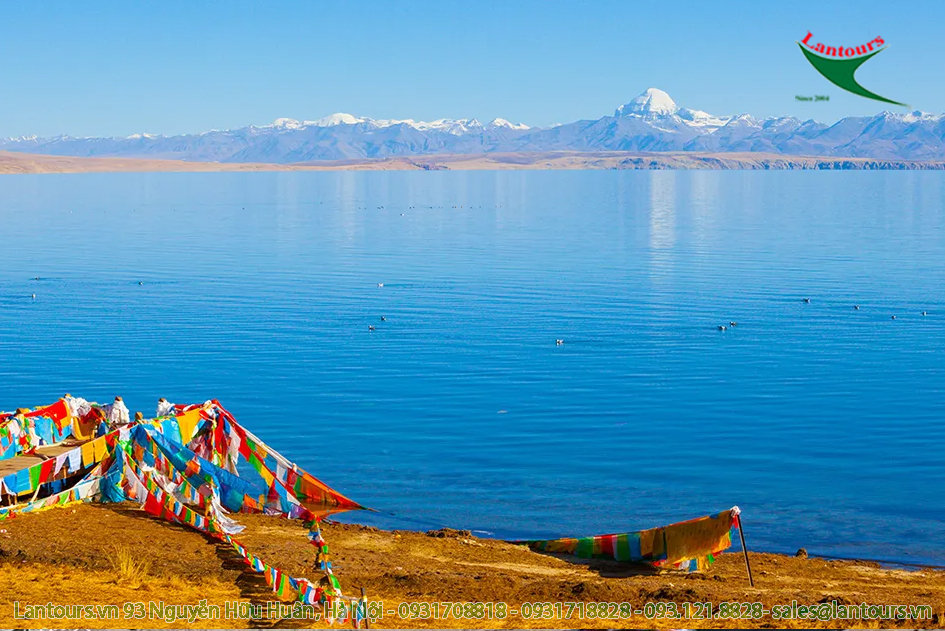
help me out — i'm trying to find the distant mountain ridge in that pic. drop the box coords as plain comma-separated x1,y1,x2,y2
4,88,945,163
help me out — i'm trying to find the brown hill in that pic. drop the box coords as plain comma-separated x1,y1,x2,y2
3,150,945,174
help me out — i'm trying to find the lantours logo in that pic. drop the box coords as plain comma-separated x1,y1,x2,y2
798,32,905,106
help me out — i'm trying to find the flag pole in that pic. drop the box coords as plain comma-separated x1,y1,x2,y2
736,510,754,587
361,587,370,629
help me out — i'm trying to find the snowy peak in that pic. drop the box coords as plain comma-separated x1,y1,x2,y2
895,110,943,124
726,114,760,127
613,89,734,132
256,114,519,134
380,118,484,134
433,118,483,135
307,113,364,127
616,88,679,118
487,118,530,130
269,118,305,130
264,113,366,129
677,108,733,129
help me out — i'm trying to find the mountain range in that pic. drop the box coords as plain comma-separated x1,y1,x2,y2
4,88,945,163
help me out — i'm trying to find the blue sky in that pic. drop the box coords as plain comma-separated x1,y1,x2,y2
1,0,942,137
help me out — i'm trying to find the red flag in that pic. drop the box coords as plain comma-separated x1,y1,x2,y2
38,458,55,484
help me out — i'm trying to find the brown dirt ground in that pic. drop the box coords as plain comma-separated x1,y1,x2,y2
0,503,943,629
3,149,945,174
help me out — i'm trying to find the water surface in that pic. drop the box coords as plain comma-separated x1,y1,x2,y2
1,170,942,565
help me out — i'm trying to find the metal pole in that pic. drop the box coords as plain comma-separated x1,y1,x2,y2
360,587,370,629
737,513,754,587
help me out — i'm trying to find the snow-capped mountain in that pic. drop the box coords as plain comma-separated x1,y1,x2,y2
616,88,681,117
486,118,529,130
3,88,944,162
261,113,527,134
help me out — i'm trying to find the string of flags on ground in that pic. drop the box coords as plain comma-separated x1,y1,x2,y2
0,398,370,626
510,507,742,572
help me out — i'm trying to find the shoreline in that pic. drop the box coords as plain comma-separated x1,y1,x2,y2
1,503,943,629
9,445,941,574
331,511,945,574
3,149,945,174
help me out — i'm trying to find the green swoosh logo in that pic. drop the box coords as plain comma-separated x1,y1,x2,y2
797,43,906,106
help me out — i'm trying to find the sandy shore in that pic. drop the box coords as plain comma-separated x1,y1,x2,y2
0,503,942,629
3,150,945,173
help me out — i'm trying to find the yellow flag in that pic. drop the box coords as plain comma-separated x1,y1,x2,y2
80,440,95,466
176,410,202,442
92,436,109,462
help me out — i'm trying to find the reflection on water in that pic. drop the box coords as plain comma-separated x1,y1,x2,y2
0,170,943,564
648,171,676,251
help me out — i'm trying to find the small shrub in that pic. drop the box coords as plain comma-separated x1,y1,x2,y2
108,546,152,587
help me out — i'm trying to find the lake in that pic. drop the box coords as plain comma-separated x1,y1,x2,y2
1,170,942,565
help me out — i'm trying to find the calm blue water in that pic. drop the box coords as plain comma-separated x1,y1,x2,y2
1,171,943,565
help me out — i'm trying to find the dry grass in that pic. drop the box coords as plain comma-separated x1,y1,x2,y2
108,546,153,587
0,562,242,629
0,505,943,629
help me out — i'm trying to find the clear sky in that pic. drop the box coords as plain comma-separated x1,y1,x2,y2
2,0,942,138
